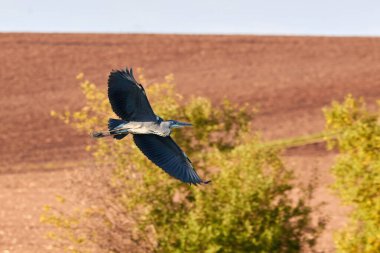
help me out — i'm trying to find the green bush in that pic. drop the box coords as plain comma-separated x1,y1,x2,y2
42,70,322,252
324,95,380,253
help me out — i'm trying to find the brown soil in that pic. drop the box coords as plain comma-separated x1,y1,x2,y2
1,33,380,252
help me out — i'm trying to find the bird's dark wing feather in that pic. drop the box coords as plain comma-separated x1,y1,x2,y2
108,68,156,121
133,135,206,185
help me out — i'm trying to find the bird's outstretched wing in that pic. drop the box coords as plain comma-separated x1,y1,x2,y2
133,135,208,185
108,68,157,121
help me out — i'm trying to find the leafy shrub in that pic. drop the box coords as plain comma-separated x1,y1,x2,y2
42,70,322,252
324,95,380,253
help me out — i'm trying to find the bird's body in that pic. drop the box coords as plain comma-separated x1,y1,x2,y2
112,120,171,136
92,68,209,185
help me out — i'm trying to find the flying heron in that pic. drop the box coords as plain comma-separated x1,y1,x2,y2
92,68,210,185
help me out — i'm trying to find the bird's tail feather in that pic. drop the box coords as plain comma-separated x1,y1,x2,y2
108,118,128,140
108,118,126,131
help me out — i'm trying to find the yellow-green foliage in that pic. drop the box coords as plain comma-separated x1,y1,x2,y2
43,70,320,253
324,95,380,253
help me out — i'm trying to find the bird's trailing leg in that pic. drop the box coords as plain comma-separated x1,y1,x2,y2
92,130,111,138
92,118,129,139
91,129,129,139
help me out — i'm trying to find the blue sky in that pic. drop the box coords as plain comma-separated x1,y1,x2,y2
1,0,380,36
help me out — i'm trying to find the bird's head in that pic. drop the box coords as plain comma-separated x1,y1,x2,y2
168,120,192,129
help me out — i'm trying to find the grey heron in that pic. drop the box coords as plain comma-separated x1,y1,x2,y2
92,68,210,185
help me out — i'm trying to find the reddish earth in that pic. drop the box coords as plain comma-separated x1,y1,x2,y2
1,33,380,252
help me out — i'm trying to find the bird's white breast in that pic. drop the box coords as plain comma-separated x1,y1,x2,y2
121,121,170,137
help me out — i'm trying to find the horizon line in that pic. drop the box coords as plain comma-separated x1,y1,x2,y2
1,31,380,39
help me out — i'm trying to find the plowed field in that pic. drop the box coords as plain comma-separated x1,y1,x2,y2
1,33,380,252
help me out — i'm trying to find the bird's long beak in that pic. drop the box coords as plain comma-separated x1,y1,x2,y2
173,121,192,128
